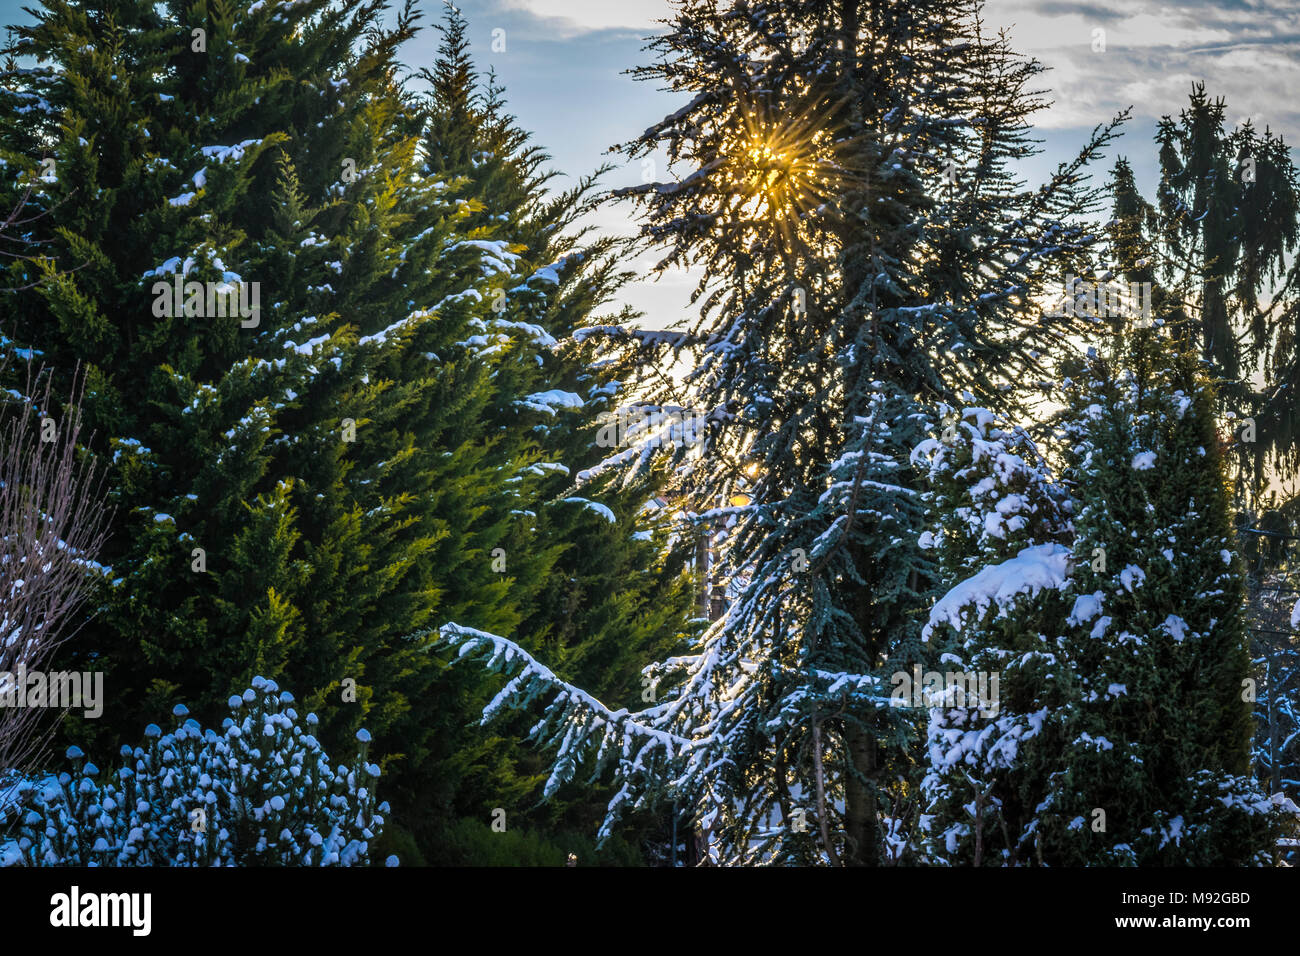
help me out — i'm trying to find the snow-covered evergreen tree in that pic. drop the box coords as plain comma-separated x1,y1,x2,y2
0,0,699,865
1249,574,1300,823
1109,87,1300,519
442,0,1126,865
917,329,1297,865
911,405,1076,864
1040,329,1290,864
0,0,555,858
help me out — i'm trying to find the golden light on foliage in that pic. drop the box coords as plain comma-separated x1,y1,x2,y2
723,94,852,248
743,139,809,209
732,126,822,233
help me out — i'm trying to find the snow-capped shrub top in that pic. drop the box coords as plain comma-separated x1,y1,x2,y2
0,679,387,867
912,406,1071,576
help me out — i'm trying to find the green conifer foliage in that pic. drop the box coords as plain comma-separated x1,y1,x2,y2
408,9,697,861
0,0,524,834
1046,330,1286,864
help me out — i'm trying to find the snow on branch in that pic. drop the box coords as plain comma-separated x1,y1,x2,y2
611,158,723,198
437,623,696,832
923,543,1072,642
573,325,698,349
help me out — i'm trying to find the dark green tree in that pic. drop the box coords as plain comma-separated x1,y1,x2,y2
410,9,697,862
1034,327,1289,864
0,0,531,852
443,0,1126,866
1113,86,1300,520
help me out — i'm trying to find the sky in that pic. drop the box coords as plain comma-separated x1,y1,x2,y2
425,0,1300,328
3,0,1298,328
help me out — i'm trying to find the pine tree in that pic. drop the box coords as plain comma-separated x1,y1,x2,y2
443,0,1126,865
1037,328,1289,864
916,331,1296,865
1112,86,1300,517
0,0,529,848
410,9,697,861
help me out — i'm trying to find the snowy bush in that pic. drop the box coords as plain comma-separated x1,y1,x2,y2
911,405,1072,578
909,406,1077,864
0,676,389,866
914,336,1300,865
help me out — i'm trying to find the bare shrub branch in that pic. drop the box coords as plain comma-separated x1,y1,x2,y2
0,362,112,776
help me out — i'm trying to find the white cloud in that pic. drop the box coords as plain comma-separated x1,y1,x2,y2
980,0,1300,130
498,0,670,34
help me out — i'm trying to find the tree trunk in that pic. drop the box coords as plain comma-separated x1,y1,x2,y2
696,525,711,620
1268,656,1280,794
843,721,879,865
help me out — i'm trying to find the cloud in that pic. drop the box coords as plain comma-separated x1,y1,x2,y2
979,0,1300,133
444,0,1300,323
495,0,670,35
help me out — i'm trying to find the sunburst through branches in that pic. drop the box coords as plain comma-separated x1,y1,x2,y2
722,93,860,251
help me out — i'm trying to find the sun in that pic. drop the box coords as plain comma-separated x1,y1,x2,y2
735,126,820,222
722,94,853,251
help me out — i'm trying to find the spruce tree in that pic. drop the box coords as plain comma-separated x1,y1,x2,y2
443,0,1126,865
1040,329,1288,864
1111,87,1300,514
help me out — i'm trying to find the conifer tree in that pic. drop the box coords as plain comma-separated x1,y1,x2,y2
1111,110,1300,831
0,0,697,865
911,405,1076,864
1111,87,1300,516
1041,329,1288,864
411,9,697,860
918,329,1294,865
920,332,1294,863
0,0,528,843
443,0,1126,865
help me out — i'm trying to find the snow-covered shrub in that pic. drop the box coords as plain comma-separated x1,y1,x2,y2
911,404,1072,578
912,405,1078,864
915,332,1300,865
0,676,388,866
